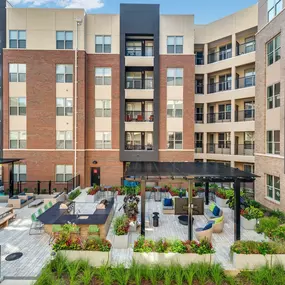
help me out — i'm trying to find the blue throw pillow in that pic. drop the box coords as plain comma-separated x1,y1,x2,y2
213,206,220,217
164,198,173,207
11,196,18,199
203,223,213,231
18,192,25,196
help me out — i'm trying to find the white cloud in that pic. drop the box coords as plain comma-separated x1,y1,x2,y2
9,0,104,10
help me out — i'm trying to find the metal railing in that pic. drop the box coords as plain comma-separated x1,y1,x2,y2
208,81,232,93
195,144,203,153
207,143,231,154
125,111,154,122
195,83,204,94
67,175,80,194
235,144,255,156
125,46,154,57
195,113,204,123
195,57,204,65
125,144,153,151
236,41,256,55
208,49,232,64
126,78,153,89
207,112,231,123
236,75,255,89
235,110,255,121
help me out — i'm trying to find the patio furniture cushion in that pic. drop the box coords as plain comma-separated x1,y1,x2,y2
209,203,215,212
212,215,224,224
18,192,26,196
52,225,63,233
20,200,26,204
10,196,19,199
88,225,99,233
163,198,173,207
213,206,220,216
203,223,213,231
28,196,33,200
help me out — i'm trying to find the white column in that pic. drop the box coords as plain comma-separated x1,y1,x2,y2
204,74,208,95
204,43,208,65
231,98,235,123
232,33,236,58
231,66,236,91
203,103,207,124
230,131,235,156
203,132,207,155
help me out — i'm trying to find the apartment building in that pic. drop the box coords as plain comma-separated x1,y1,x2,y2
255,0,285,210
1,1,275,196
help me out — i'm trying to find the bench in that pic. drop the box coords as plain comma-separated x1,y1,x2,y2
0,213,16,227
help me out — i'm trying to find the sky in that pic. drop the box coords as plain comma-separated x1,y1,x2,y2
9,0,258,24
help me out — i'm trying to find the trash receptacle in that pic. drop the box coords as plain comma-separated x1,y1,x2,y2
153,212,159,227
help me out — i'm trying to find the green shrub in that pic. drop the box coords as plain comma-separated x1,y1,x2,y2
85,237,112,252
113,215,129,236
256,216,280,235
240,206,264,220
69,189,81,200
270,225,285,242
215,188,234,199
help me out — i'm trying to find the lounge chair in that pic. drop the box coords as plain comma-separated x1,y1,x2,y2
209,215,224,233
195,222,213,242
29,213,43,235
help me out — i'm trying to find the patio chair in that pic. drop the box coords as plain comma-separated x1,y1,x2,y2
37,208,43,216
194,222,213,242
49,224,63,245
48,201,53,208
209,215,224,233
88,225,100,239
29,213,43,235
44,204,49,211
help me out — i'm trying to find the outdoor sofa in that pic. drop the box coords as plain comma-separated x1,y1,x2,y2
8,192,35,209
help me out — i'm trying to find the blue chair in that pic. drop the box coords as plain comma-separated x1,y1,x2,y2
194,222,213,242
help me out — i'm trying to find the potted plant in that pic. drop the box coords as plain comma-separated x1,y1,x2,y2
241,206,264,230
113,214,130,249
86,185,99,202
215,188,234,208
133,236,215,266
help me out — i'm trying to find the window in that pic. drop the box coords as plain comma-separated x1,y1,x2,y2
267,130,280,155
13,164,26,182
56,165,73,182
95,68,111,85
56,65,73,83
95,132,111,149
10,131,26,149
56,31,73,49
244,164,254,173
267,83,280,109
218,104,231,120
9,64,26,82
56,131,73,149
95,35,111,53
218,133,230,148
167,68,183,86
195,133,203,149
9,30,26,49
167,100,183,118
167,36,183,54
10,98,26,116
168,132,182,149
95,100,111,117
268,0,282,21
267,174,280,202
267,34,281,65
56,98,73,116
244,132,255,149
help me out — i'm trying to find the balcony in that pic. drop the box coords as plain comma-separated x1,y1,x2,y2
195,113,204,124
125,144,153,151
208,50,232,64
235,110,255,122
207,143,231,154
126,78,153,89
125,111,154,122
236,41,256,56
207,112,231,123
236,75,255,89
235,144,255,156
195,143,203,153
195,83,204,94
208,81,231,94
195,56,204,65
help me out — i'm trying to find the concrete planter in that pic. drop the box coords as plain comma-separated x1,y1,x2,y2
59,250,110,267
241,216,257,230
145,192,152,199
129,222,137,232
113,233,129,249
133,252,212,266
85,194,96,203
232,253,272,269
215,196,229,208
272,254,285,266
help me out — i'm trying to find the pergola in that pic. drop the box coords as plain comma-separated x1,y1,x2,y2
124,162,258,241
0,158,23,197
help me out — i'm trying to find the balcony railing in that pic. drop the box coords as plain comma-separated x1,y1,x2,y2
235,110,255,122
236,41,256,56
125,46,154,57
236,75,255,89
235,144,255,156
125,143,153,151
195,83,204,94
195,144,203,153
208,49,232,64
208,81,232,94
195,57,204,65
125,111,154,122
195,113,204,123
207,143,231,154
207,112,231,123
126,78,153,89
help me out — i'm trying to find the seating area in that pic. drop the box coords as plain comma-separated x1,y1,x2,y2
8,192,35,209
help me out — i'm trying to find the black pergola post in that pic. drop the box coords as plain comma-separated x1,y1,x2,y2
9,162,14,198
205,181,209,205
141,179,146,236
234,178,241,241
188,179,193,240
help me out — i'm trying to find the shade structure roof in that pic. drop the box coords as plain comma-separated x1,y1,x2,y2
125,162,258,182
0,158,22,164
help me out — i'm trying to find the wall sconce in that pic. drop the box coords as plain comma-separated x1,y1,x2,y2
92,160,98,164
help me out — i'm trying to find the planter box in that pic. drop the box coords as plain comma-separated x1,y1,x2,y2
145,192,152,199
86,194,96,203
241,216,257,230
113,233,129,249
59,250,110,267
232,253,272,270
272,254,285,266
133,252,212,266
129,223,137,232
215,196,229,208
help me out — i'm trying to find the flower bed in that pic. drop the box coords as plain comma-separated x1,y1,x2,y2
113,215,130,248
231,240,285,269
133,237,214,266
240,206,264,230
215,189,234,208
86,186,100,202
